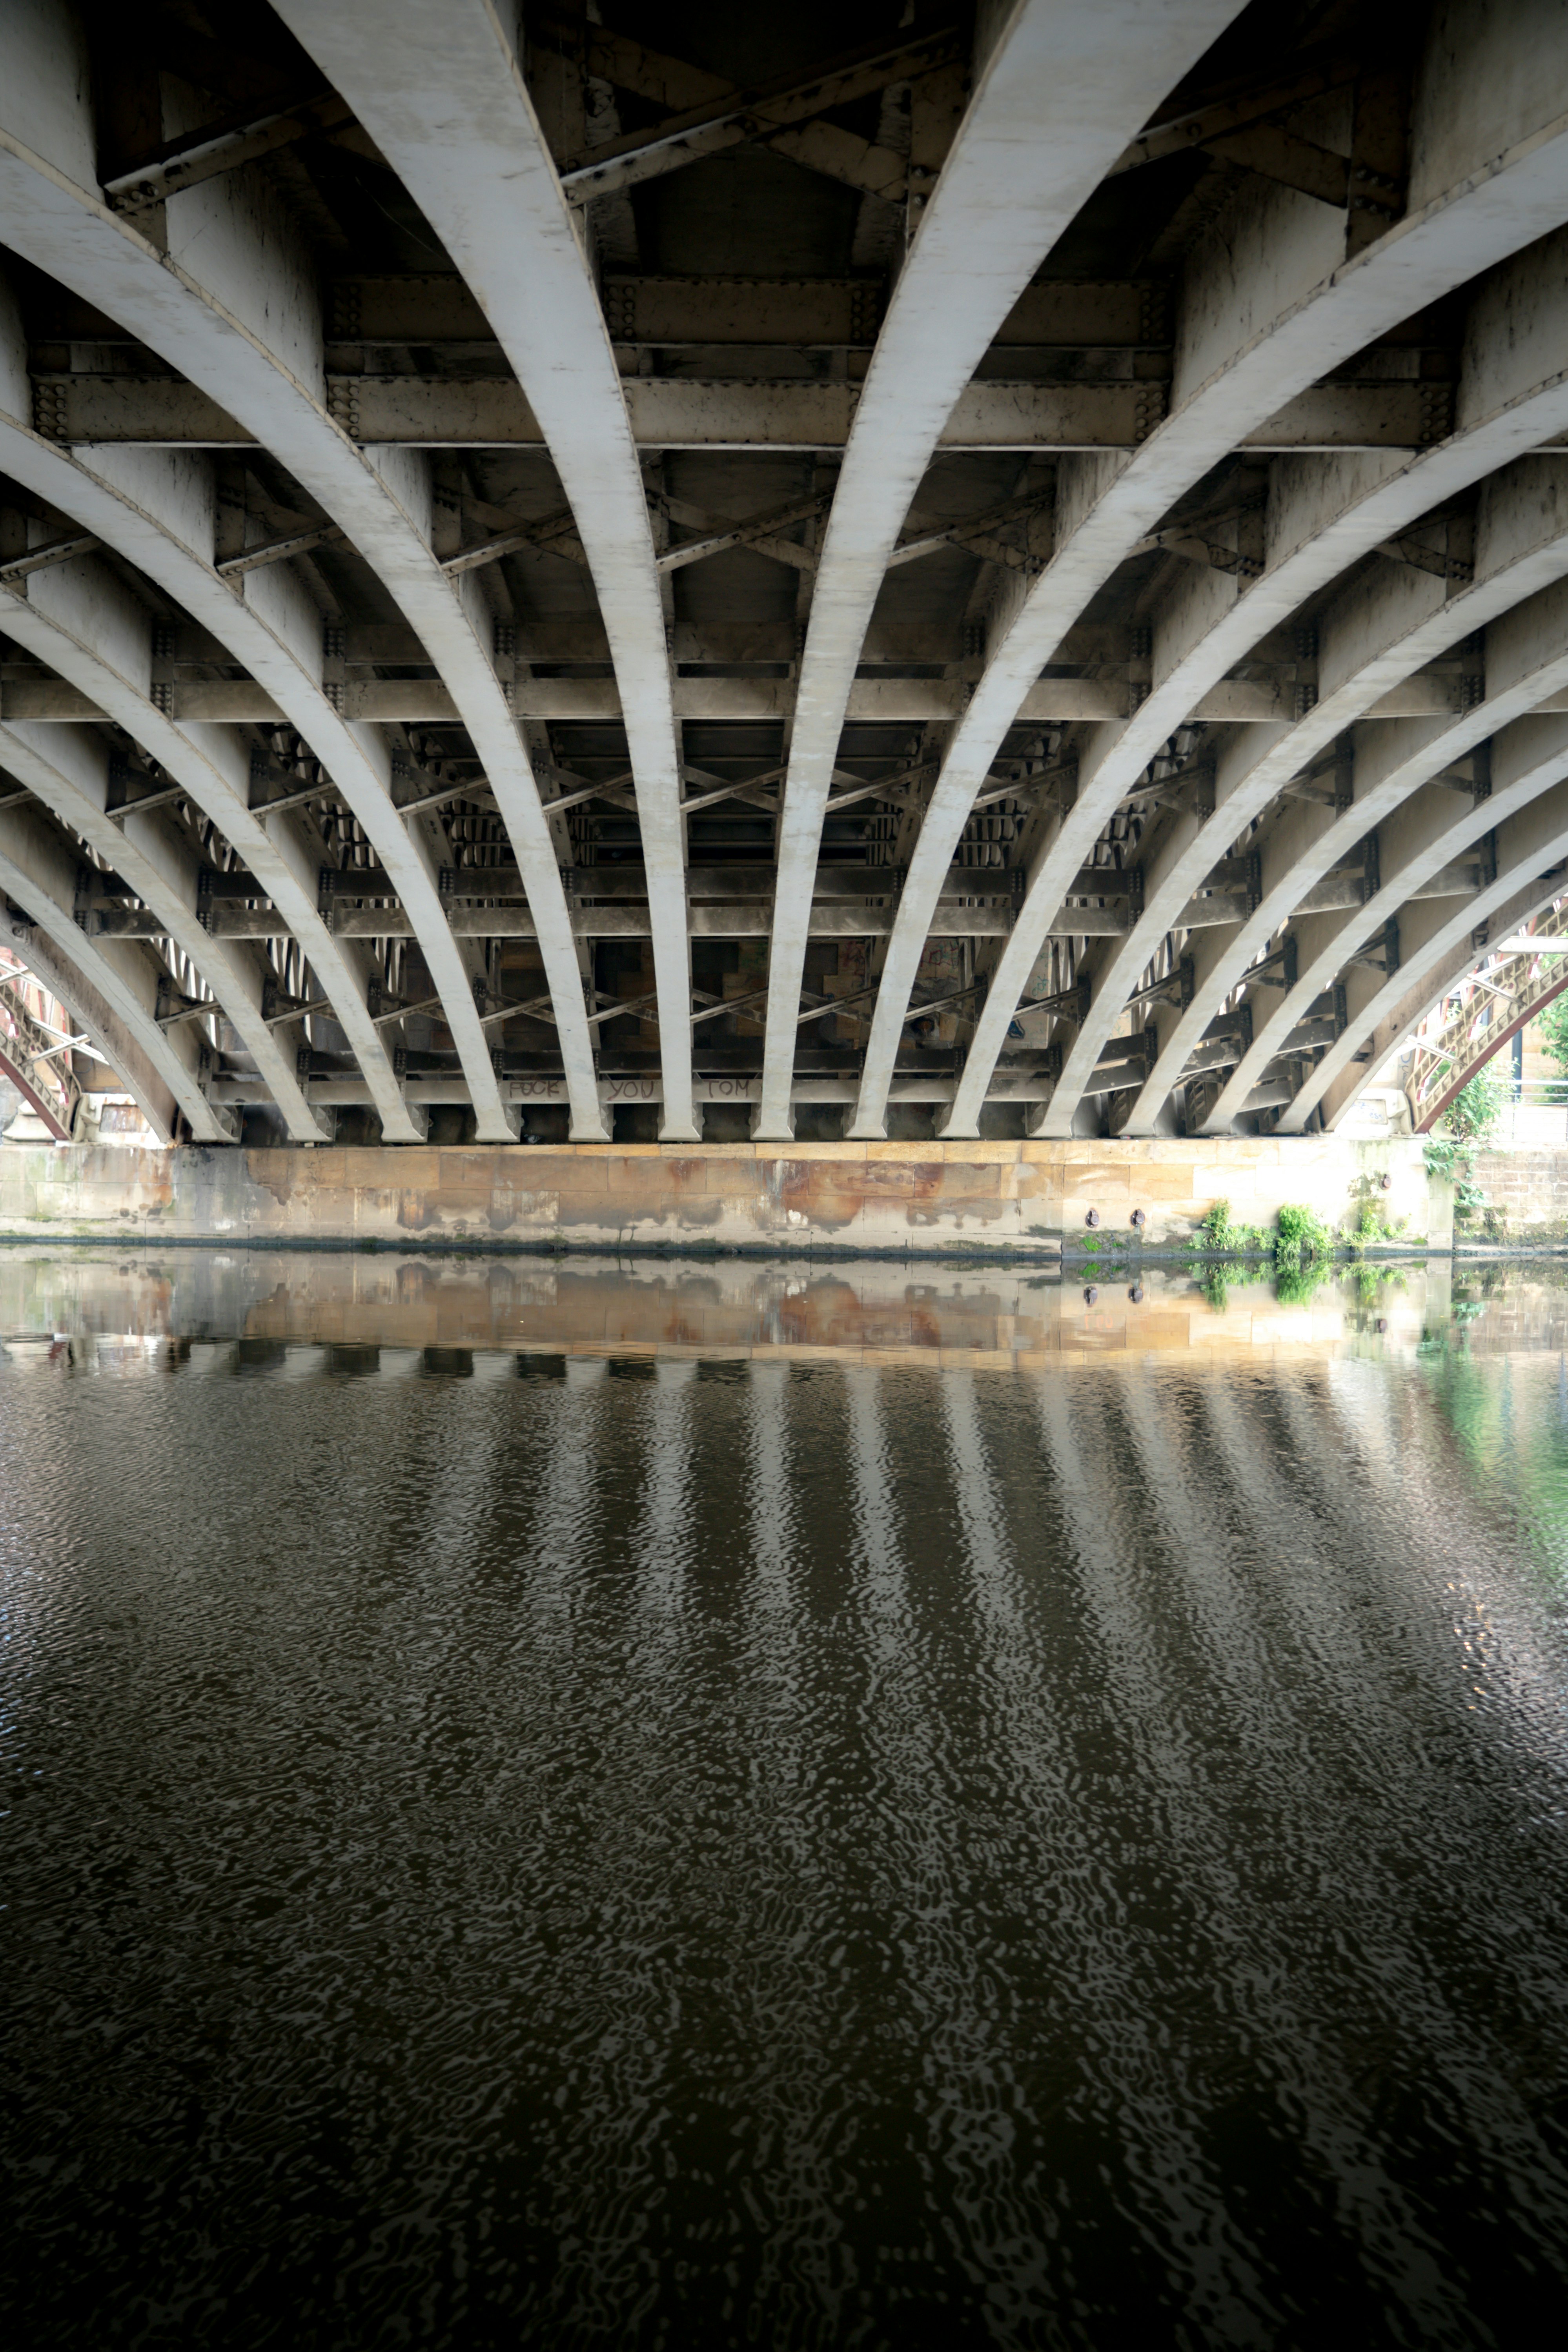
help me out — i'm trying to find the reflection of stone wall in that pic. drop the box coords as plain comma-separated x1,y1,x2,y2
0,1250,1445,1367
0,1135,1450,1258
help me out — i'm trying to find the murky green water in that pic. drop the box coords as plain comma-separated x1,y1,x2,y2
4,1256,1568,2347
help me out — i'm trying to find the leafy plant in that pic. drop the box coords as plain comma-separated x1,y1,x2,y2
1422,1133,1461,1182
1536,992,1568,1077
1346,1191,1408,1253
1445,1062,1508,1144
1423,1067,1506,1225
1200,1198,1235,1249
1187,1199,1273,1254
1275,1203,1333,1265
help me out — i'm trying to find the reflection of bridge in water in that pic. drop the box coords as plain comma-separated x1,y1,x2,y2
7,1243,1568,2336
0,1248,1448,1373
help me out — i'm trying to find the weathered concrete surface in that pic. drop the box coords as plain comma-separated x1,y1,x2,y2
0,1135,1450,1255
0,1247,1444,1371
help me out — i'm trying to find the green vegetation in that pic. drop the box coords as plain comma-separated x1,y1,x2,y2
1271,1203,1335,1302
1184,1193,1419,1311
1445,1062,1508,1143
1344,1176,1410,1253
1190,1198,1275,1254
1275,1202,1333,1265
1273,1256,1335,1305
1537,992,1568,1076
1192,1258,1270,1314
1422,1063,1507,1227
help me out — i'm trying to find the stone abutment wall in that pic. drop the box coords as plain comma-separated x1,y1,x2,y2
0,1136,1451,1257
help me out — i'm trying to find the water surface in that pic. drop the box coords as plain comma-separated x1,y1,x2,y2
4,1254,1568,2347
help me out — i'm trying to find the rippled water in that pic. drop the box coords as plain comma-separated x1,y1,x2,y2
5,1255,1568,2347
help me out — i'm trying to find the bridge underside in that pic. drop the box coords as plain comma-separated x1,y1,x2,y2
1,0,1565,1152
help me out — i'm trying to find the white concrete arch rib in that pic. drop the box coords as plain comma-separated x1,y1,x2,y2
752,0,1247,1138
1073,226,1568,1141
0,720,289,1138
1193,574,1568,1136
0,4,595,1138
857,1,1568,1140
1033,275,1568,1138
1298,760,1568,1131
0,801,205,1143
273,0,693,1139
1317,867,1568,1136
0,541,414,1140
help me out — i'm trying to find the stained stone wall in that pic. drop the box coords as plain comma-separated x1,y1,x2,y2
0,1136,1450,1258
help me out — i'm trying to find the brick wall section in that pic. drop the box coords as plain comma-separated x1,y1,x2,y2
0,1134,1451,1256
1469,1148,1568,1245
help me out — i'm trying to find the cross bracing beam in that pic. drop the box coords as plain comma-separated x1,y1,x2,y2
0,4,596,1140
0,665,1506,729
551,20,968,209
852,2,1568,1143
102,91,355,216
273,0,695,1137
26,371,1458,454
